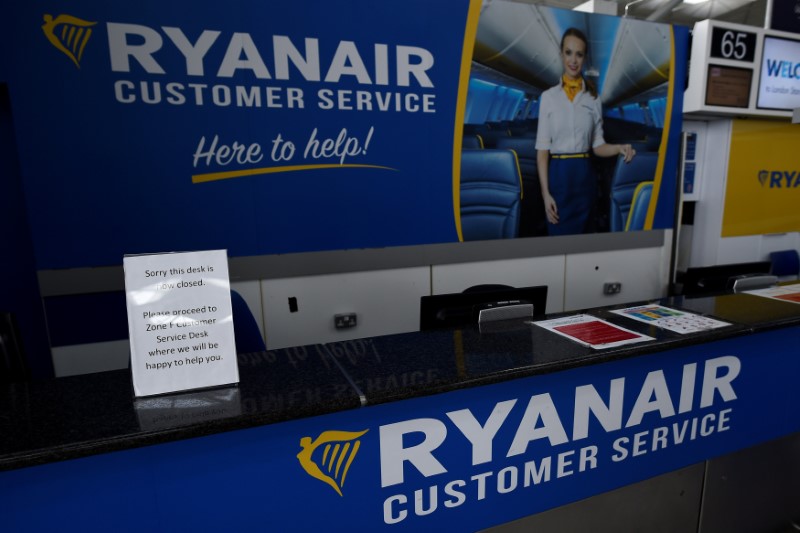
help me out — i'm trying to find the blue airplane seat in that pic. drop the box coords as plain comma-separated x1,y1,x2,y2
477,128,511,148
462,134,483,149
495,137,546,237
495,138,536,180
769,249,800,279
644,134,662,152
460,149,522,241
609,152,658,232
463,123,490,135
625,181,653,231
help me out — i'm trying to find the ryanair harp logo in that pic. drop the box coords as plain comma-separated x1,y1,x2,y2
297,429,368,497
42,14,97,68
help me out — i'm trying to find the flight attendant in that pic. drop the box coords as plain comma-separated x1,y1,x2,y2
536,27,636,235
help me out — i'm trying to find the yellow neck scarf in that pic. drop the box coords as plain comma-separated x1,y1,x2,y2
562,75,583,102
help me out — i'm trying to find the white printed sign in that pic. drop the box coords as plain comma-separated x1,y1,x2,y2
123,250,239,397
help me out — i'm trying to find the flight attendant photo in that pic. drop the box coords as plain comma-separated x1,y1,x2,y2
536,27,636,236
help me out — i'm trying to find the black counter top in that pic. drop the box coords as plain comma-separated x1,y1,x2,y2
2,290,799,472
326,297,766,406
0,344,361,471
670,292,800,329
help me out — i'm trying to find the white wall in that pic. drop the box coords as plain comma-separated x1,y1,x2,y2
259,246,668,350
564,245,669,311
261,267,430,350
232,280,264,341
52,244,670,373
52,340,130,378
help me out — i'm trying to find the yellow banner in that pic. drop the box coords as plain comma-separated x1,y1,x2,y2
722,119,800,237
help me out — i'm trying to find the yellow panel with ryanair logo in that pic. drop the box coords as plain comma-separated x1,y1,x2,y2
722,119,800,237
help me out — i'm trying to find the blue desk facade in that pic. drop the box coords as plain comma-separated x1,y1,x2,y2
1,292,799,531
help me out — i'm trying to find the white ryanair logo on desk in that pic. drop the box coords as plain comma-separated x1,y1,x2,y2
293,355,738,526
377,355,742,525
297,429,368,497
293,356,743,526
42,14,97,68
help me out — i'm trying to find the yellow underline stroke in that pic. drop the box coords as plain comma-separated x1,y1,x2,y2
644,27,675,230
192,163,398,184
453,0,483,242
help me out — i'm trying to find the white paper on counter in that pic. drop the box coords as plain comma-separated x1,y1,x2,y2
124,249,239,397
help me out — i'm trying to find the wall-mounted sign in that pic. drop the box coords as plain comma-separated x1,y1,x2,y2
722,119,800,237
685,20,800,118
756,35,800,110
683,162,696,195
685,133,697,160
124,249,239,397
710,27,757,62
4,1,473,269
705,65,752,108
3,0,686,271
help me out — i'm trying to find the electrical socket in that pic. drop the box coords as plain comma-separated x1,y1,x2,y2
334,313,357,329
603,282,622,295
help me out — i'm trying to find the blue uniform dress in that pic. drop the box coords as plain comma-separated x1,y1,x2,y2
535,82,605,235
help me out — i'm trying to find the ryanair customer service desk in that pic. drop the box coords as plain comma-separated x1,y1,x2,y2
2,289,799,532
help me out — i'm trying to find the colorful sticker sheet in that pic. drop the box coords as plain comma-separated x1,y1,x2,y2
610,304,730,334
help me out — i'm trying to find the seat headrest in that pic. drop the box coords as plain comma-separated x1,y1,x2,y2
495,137,536,158
461,149,521,189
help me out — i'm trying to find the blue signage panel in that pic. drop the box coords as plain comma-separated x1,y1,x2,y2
4,1,686,270
2,328,798,531
684,162,696,194
5,1,474,268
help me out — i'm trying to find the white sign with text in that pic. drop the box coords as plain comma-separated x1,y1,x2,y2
124,250,239,397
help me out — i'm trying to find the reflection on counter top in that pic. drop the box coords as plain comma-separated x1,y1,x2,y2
134,387,242,432
670,291,800,329
324,297,761,406
0,344,361,471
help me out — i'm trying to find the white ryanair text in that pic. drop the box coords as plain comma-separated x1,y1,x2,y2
106,23,434,87
378,355,740,524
